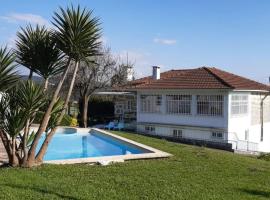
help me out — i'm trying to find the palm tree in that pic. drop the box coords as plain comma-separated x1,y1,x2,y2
15,25,65,90
0,47,18,91
0,80,45,166
0,46,19,166
28,5,102,166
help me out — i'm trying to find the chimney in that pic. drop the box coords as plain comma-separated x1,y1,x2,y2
152,66,160,80
126,66,134,81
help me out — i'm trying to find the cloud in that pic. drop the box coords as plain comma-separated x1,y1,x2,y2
0,13,50,26
6,35,16,48
153,37,177,45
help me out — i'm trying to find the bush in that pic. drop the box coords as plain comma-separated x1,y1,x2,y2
70,117,78,127
60,114,75,126
33,112,77,127
258,153,270,161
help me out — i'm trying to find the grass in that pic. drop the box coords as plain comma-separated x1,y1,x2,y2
1,131,270,200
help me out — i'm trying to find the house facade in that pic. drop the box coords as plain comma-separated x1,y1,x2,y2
121,66,270,153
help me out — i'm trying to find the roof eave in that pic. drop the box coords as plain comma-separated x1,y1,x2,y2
232,89,270,93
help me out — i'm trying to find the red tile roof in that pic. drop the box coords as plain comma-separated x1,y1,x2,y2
122,67,269,91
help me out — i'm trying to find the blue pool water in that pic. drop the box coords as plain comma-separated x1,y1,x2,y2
37,130,148,161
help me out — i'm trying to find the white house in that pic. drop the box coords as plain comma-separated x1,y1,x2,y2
119,66,270,153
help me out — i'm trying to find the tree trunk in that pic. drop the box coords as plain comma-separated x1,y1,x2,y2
44,78,49,91
26,58,71,167
11,138,18,167
82,95,89,128
0,130,14,165
21,119,30,166
35,61,80,163
28,70,33,80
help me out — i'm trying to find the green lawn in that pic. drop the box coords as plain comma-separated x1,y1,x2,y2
1,131,270,200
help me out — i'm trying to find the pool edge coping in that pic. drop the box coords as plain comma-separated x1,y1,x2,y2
44,128,172,165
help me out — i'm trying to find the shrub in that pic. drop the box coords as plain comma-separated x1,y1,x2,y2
258,153,270,161
60,114,72,126
70,117,78,127
32,112,77,127
60,114,78,127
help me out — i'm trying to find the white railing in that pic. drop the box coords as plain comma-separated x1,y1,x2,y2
229,140,258,152
228,132,259,152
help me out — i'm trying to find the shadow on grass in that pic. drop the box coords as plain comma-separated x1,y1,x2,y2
240,188,270,198
1,183,79,200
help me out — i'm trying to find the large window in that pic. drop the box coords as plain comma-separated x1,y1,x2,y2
166,95,192,114
197,95,223,116
140,95,162,113
231,94,248,115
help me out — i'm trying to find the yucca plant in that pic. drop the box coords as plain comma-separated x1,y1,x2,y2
28,5,102,166
0,47,19,92
0,80,45,166
15,25,65,90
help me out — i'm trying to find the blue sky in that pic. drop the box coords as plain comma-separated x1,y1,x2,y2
1,0,270,82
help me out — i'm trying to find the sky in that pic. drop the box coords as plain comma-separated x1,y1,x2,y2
1,0,270,82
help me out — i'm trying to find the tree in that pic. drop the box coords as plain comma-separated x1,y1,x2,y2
74,47,134,127
0,81,46,166
31,5,102,165
15,25,65,90
0,47,19,92
0,46,19,166
0,5,102,167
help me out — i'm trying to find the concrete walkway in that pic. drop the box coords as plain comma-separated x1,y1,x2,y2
0,138,8,164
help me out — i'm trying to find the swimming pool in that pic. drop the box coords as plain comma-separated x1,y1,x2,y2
36,128,171,164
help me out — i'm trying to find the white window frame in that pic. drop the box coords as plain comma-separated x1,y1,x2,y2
140,95,162,113
125,100,134,112
211,132,224,140
166,95,192,115
196,95,224,116
172,129,183,138
231,94,248,116
145,126,155,134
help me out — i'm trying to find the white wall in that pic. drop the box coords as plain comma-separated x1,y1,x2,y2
227,92,251,141
136,89,270,152
137,124,227,141
137,89,229,129
228,92,270,152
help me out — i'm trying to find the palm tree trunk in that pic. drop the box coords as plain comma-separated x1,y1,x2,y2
44,78,49,91
26,58,71,167
21,119,30,166
0,130,14,165
11,137,18,167
82,95,89,128
35,61,80,163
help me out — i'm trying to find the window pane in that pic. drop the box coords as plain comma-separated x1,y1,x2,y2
166,95,191,115
140,95,162,113
231,94,248,115
197,95,223,116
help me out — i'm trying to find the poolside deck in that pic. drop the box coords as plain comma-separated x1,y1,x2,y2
0,138,8,164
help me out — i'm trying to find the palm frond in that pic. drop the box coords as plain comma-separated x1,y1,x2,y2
52,5,102,61
15,24,66,80
0,47,19,91
17,80,47,115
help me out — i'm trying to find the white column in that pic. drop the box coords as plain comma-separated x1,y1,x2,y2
191,94,196,116
161,93,166,114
